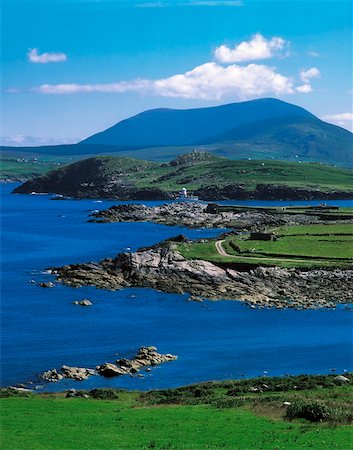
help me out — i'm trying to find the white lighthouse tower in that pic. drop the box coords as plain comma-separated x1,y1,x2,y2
180,187,188,198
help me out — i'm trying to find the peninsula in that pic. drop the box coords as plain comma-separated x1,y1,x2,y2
13,151,353,200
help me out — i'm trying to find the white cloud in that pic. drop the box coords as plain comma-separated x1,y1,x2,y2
295,67,320,93
322,113,353,132
28,48,67,64
11,35,321,100
31,62,295,100
151,62,294,99
214,34,287,64
296,84,312,94
0,135,78,146
299,67,320,83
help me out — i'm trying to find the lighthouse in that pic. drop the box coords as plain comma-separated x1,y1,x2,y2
180,187,188,198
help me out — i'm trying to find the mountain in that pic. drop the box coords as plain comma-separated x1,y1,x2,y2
79,98,353,167
81,98,314,147
13,151,353,200
3,99,353,167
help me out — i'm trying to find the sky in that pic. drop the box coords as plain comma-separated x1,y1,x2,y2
1,0,352,146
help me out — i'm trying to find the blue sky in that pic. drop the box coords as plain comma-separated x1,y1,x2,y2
1,0,352,145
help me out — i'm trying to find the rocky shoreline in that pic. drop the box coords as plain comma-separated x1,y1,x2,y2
51,236,353,309
89,202,337,229
40,346,177,383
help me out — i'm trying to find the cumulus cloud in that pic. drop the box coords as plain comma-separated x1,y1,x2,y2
295,67,320,93
299,67,320,83
214,34,287,64
31,62,295,100
322,113,353,131
28,48,67,64
11,35,321,100
296,84,313,94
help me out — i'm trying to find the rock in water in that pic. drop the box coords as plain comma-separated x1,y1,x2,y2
73,299,93,306
96,363,128,377
38,281,55,288
97,346,177,377
40,369,64,382
61,366,95,381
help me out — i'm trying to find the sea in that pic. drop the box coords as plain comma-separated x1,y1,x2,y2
1,183,352,392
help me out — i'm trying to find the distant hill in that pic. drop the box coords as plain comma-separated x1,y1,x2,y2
13,151,353,200
3,99,353,167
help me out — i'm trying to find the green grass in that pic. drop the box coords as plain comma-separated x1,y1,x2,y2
132,159,353,192
2,373,353,450
12,152,353,193
178,223,353,268
0,159,63,180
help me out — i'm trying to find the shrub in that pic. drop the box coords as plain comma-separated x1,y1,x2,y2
89,388,121,400
286,401,331,422
0,389,34,398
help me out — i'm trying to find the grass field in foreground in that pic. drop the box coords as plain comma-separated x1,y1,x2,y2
1,378,352,450
178,223,353,268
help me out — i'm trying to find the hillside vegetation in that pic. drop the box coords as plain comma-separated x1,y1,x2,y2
13,152,353,199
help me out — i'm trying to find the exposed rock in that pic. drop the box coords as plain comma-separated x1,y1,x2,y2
52,239,353,309
38,281,55,288
61,366,95,381
334,375,350,383
97,347,177,377
40,369,64,382
89,201,347,230
96,363,127,377
8,386,33,393
73,299,93,306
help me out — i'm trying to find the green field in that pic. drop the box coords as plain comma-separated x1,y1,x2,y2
132,158,353,192
1,374,352,449
178,223,353,268
0,159,62,180
10,152,353,194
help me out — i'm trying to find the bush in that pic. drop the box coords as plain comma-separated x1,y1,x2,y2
286,401,332,422
89,388,121,400
0,389,34,398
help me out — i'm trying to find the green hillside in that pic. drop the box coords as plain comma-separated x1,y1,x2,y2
13,152,353,198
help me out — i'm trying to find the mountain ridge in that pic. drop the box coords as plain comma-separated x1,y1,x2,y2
2,98,352,167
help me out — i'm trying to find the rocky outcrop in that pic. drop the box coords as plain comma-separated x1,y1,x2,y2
38,281,55,288
89,202,317,229
40,347,177,383
52,240,353,309
97,346,177,377
73,299,92,306
41,366,95,382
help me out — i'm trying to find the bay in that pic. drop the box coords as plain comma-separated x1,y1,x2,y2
1,183,352,391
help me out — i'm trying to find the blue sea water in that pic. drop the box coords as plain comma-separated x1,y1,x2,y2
1,183,352,391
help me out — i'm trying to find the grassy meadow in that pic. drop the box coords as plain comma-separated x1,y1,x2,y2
1,374,352,449
178,223,353,268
